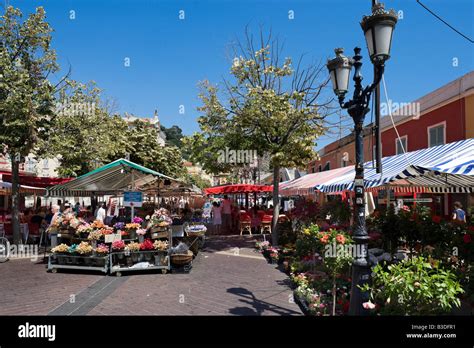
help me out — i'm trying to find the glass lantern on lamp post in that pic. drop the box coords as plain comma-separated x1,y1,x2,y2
326,0,397,315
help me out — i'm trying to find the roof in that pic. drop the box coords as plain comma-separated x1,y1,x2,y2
47,159,179,197
204,184,272,195
279,166,354,196
316,139,474,193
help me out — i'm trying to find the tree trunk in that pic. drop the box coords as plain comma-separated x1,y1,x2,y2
271,165,280,246
11,159,21,245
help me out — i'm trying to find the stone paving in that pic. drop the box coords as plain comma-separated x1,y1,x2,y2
0,236,302,316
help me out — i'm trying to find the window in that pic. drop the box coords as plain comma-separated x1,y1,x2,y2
395,136,408,155
428,123,445,147
323,161,330,171
318,165,322,172
311,167,315,173
43,159,49,170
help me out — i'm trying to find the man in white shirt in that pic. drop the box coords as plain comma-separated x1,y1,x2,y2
96,203,107,223
221,195,232,233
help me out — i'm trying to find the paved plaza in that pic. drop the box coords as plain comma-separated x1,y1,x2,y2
0,236,301,316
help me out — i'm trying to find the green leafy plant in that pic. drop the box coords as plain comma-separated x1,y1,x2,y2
360,256,464,315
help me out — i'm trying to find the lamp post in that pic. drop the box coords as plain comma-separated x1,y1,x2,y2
326,0,397,315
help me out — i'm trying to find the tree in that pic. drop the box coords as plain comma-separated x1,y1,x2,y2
125,120,186,178
188,29,333,245
39,81,129,177
0,6,59,244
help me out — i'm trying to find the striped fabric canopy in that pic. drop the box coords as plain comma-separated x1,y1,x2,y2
316,139,474,194
0,181,46,196
47,159,179,197
279,166,354,196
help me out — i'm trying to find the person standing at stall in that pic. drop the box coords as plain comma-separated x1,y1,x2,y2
211,201,222,235
96,203,107,223
48,205,61,248
452,201,466,223
221,195,232,233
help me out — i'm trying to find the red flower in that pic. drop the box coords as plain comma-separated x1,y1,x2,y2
336,234,346,244
432,216,442,224
320,234,329,244
463,234,472,244
140,238,154,250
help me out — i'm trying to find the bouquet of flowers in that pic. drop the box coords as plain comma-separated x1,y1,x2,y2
112,240,125,251
255,240,270,251
113,222,125,231
47,216,62,234
90,220,105,230
68,244,78,254
51,244,69,254
125,223,141,231
132,217,144,225
153,240,169,251
126,242,141,252
87,230,103,241
148,208,173,229
99,227,113,235
140,239,154,251
95,243,109,255
136,228,147,236
76,241,93,255
76,224,93,236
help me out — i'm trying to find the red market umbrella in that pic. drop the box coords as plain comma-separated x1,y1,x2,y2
204,184,273,195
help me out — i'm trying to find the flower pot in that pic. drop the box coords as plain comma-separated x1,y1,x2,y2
154,253,167,266
126,255,133,267
142,252,153,263
128,229,137,240
90,240,97,248
131,252,140,263
138,235,144,243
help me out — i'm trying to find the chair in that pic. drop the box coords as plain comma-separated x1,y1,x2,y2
240,221,252,236
260,215,273,235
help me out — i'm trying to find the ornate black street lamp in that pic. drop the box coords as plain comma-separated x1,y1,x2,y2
326,0,397,315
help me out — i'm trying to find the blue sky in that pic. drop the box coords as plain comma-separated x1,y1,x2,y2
8,0,474,149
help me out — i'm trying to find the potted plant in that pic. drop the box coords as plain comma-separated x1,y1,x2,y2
76,241,94,265
51,243,69,265
137,228,147,243
125,222,141,240
94,243,109,267
111,240,126,266
127,242,141,263
153,240,169,266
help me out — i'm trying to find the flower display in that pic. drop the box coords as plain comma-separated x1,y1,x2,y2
126,242,141,252
140,239,154,251
68,244,78,254
148,208,173,229
99,228,113,235
51,244,69,253
113,222,125,230
95,243,109,255
76,241,93,255
87,230,103,241
112,240,125,251
125,223,141,230
90,220,105,229
132,217,144,224
76,224,93,235
153,240,169,251
335,234,346,244
136,228,147,236
255,241,270,251
120,230,129,237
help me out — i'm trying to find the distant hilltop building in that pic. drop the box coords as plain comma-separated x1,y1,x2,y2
123,109,167,146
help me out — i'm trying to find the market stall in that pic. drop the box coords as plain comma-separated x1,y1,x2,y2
45,159,197,275
315,139,474,194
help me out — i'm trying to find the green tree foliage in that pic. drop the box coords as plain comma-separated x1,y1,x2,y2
0,6,58,244
185,30,333,244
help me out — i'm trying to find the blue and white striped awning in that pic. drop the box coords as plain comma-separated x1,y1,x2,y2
315,139,474,193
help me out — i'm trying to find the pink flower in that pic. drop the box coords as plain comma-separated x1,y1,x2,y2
362,301,376,310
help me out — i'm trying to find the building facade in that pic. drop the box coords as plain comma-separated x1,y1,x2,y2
308,71,474,173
